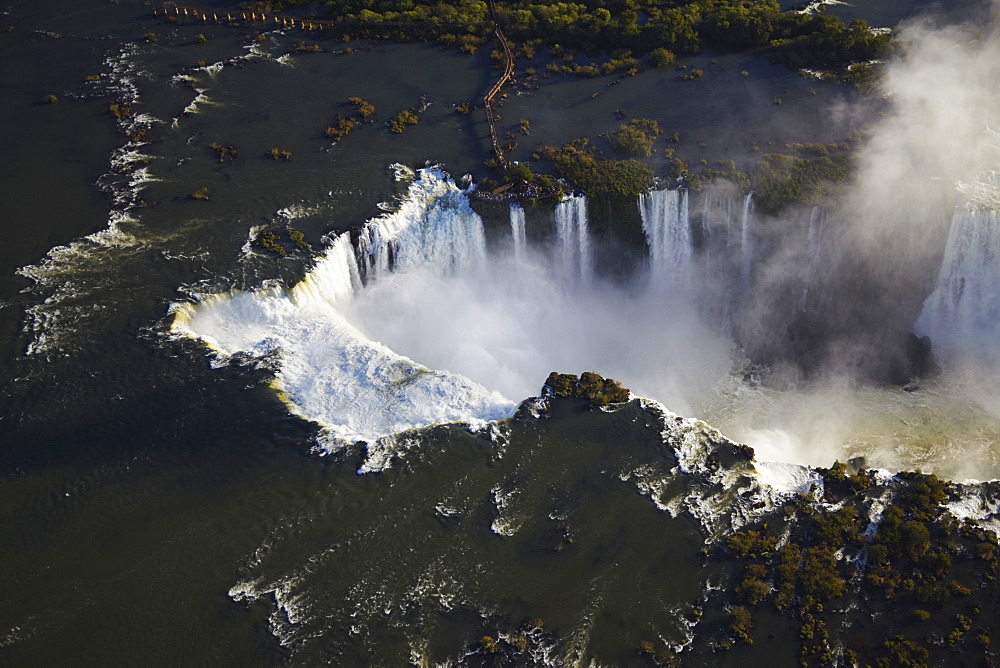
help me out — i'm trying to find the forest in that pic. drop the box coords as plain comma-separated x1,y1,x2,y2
241,0,892,69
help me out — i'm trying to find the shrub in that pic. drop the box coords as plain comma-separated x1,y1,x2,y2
389,109,419,133
348,97,375,119
539,139,653,196
287,229,308,250
738,576,771,605
730,606,753,644
800,546,845,599
650,47,676,68
606,125,653,157
326,117,355,140
727,530,777,559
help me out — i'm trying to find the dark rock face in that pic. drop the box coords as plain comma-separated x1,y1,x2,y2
906,332,939,379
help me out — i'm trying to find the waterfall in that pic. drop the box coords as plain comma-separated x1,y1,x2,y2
353,174,487,281
554,195,592,284
798,207,823,310
915,206,1000,357
291,233,362,309
174,168,513,446
740,193,754,297
510,203,526,261
639,188,691,288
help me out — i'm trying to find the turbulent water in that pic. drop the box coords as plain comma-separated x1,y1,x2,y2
173,163,1000,481
175,168,740,450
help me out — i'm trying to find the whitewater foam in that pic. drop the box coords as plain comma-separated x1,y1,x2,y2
174,169,516,446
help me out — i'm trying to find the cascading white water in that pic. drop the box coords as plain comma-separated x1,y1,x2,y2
172,169,514,446
915,205,1000,357
554,195,592,285
510,203,526,261
638,188,691,288
353,177,488,280
740,193,754,297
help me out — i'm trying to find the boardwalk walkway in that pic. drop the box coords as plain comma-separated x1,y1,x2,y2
483,0,514,170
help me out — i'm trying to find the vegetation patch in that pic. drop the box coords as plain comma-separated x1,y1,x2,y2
325,116,355,140
388,109,419,134
209,142,238,163
544,371,630,408
535,139,653,197
605,119,661,158
712,469,999,666
347,96,375,120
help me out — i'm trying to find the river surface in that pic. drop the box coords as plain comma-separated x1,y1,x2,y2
2,0,998,663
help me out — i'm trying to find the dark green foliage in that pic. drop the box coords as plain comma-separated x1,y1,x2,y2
506,161,535,183
820,460,847,484
480,635,499,654
605,119,660,157
881,635,928,666
726,529,776,560
314,0,890,72
576,371,630,406
771,17,892,69
537,139,653,197
713,464,997,666
749,151,852,215
666,157,688,180
455,101,473,115
543,371,630,408
256,230,287,256
800,546,845,600
737,574,771,605
326,116,356,140
389,109,419,133
730,605,753,644
896,473,949,521
649,47,676,68
871,507,932,562
348,96,375,119
287,229,309,250
811,506,860,547
545,372,579,398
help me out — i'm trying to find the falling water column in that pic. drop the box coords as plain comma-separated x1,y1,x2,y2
510,203,526,261
638,188,692,289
